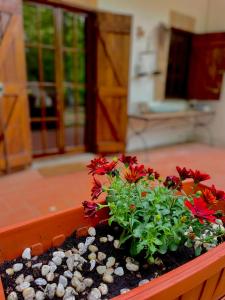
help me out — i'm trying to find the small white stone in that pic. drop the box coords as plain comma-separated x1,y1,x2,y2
19,281,30,291
46,272,55,282
73,271,83,280
88,245,98,253
52,256,62,266
63,297,75,300
104,268,114,275
49,263,57,273
99,237,108,243
102,273,114,284
106,257,116,268
88,252,97,260
76,282,86,293
97,252,107,261
22,287,35,300
32,263,42,269
53,251,65,258
35,290,45,300
15,274,24,285
113,240,120,249
22,248,32,260
87,288,101,300
114,267,124,276
96,265,106,275
56,283,65,297
90,259,96,271
35,278,47,286
45,283,57,299
63,287,77,299
83,278,94,288
120,288,130,294
138,279,150,286
66,256,75,271
126,262,139,272
13,263,23,272
59,275,68,288
107,234,114,242
65,250,73,257
71,277,81,288
64,270,73,279
24,275,34,283
6,268,14,276
41,265,51,276
98,283,108,295
7,292,18,300
88,227,96,236
78,242,86,255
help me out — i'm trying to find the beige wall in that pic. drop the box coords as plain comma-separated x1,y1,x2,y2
65,0,97,9
205,0,225,32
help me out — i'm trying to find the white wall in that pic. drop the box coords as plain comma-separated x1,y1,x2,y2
206,0,225,32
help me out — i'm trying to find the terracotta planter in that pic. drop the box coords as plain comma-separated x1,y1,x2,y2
1,183,225,300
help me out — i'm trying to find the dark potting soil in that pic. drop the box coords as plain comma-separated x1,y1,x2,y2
0,224,196,299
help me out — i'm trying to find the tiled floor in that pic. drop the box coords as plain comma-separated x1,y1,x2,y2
0,143,225,228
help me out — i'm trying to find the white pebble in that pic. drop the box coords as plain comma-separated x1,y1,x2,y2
53,251,65,258
56,283,65,297
85,237,95,248
35,290,45,300
88,252,97,260
87,288,101,300
88,227,96,236
106,257,116,268
13,263,23,272
64,270,73,279
78,242,87,255
66,256,75,271
15,274,24,285
59,275,68,288
126,262,139,272
71,277,81,289
99,237,108,243
41,265,50,276
24,275,34,283
52,256,62,266
138,279,150,286
120,288,130,294
83,278,94,288
46,272,55,282
45,283,57,299
18,281,30,291
65,250,73,257
32,263,42,269
6,268,14,276
63,287,77,299
7,292,18,300
98,283,108,295
22,248,31,260
88,245,98,253
113,240,120,249
102,273,114,284
96,265,106,275
114,267,124,276
90,259,96,271
107,235,114,242
22,287,35,300
97,252,107,261
76,282,86,293
105,268,114,275
35,278,47,286
73,271,83,280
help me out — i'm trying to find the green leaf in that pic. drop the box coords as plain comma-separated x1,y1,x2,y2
169,243,178,251
195,246,202,256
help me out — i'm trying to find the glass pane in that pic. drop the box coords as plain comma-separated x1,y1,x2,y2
63,12,74,47
46,122,58,151
64,52,75,82
42,87,57,117
23,4,38,43
42,49,55,82
28,85,42,118
75,52,86,83
64,87,76,127
40,6,55,45
75,15,86,50
31,129,43,154
26,47,39,81
75,89,86,126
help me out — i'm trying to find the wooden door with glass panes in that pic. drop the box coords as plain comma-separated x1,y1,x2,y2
23,2,87,156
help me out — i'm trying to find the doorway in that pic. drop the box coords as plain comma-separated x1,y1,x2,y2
23,2,87,157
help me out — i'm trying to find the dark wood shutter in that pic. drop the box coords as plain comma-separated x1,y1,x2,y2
0,0,31,172
86,12,131,154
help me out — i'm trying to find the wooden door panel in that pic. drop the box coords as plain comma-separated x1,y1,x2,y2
0,0,31,172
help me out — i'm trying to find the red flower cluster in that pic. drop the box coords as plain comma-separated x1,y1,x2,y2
94,161,117,175
202,189,217,205
185,197,216,224
146,168,160,180
163,176,182,191
87,157,108,175
176,166,210,184
124,164,146,183
119,154,138,166
82,201,98,218
210,184,225,201
91,177,103,200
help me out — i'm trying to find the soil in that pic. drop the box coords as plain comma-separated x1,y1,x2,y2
0,224,196,300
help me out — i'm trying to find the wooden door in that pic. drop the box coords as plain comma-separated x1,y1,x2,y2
88,12,131,153
188,33,225,100
0,0,31,172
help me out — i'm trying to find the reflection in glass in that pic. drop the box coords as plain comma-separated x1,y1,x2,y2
26,47,39,81
42,87,57,117
76,52,86,83
75,15,86,49
40,7,54,45
28,86,41,119
46,122,58,151
63,12,74,47
64,52,75,82
42,49,55,82
23,4,38,43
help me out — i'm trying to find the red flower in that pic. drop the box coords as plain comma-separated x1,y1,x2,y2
202,189,217,205
146,168,160,180
189,169,210,184
154,171,160,180
91,177,103,200
163,176,182,191
94,161,117,175
119,154,138,166
124,164,146,183
82,201,98,218
176,166,191,180
185,197,216,224
141,191,147,197
130,204,136,211
210,184,225,201
87,157,108,174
